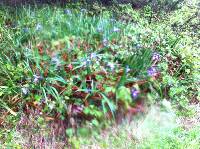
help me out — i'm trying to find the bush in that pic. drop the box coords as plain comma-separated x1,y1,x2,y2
0,5,156,125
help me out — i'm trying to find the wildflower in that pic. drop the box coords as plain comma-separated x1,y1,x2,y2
135,43,142,49
103,38,109,46
110,18,116,23
85,88,92,94
67,64,73,70
33,75,43,84
113,27,120,32
51,55,61,68
97,27,103,33
126,65,131,73
72,105,84,115
90,52,97,59
86,59,91,65
36,23,43,31
64,9,72,15
82,58,91,67
40,98,46,104
131,87,139,100
21,87,29,95
107,62,115,71
152,52,161,61
147,66,158,77
23,27,29,33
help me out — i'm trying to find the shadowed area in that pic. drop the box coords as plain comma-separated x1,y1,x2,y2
0,0,184,12
0,0,67,6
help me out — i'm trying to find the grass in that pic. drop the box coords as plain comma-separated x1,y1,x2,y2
0,4,155,122
0,0,199,148
75,104,200,149
1,104,200,148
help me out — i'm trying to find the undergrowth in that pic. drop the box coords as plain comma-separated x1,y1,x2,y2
0,0,199,148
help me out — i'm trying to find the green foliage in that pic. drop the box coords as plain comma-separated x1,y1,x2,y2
0,0,199,146
71,106,200,149
116,86,132,107
138,126,200,149
0,4,156,123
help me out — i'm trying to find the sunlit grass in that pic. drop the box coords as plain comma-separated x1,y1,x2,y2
77,105,200,149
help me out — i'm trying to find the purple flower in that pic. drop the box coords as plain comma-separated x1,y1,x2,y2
40,98,46,104
131,88,139,100
147,66,158,76
64,9,72,15
90,52,97,59
86,59,91,65
107,62,115,71
126,65,131,73
21,87,29,95
23,28,29,33
97,27,103,33
72,105,83,115
135,43,142,49
152,52,161,61
36,23,43,31
113,27,120,32
33,75,43,84
110,18,116,23
85,88,92,94
51,55,61,68
82,58,91,67
103,38,109,46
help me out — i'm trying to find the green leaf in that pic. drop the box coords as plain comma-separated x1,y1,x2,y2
66,128,74,137
116,86,132,107
0,91,3,96
100,93,116,118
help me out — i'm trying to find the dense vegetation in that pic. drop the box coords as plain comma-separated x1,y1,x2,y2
0,0,199,148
